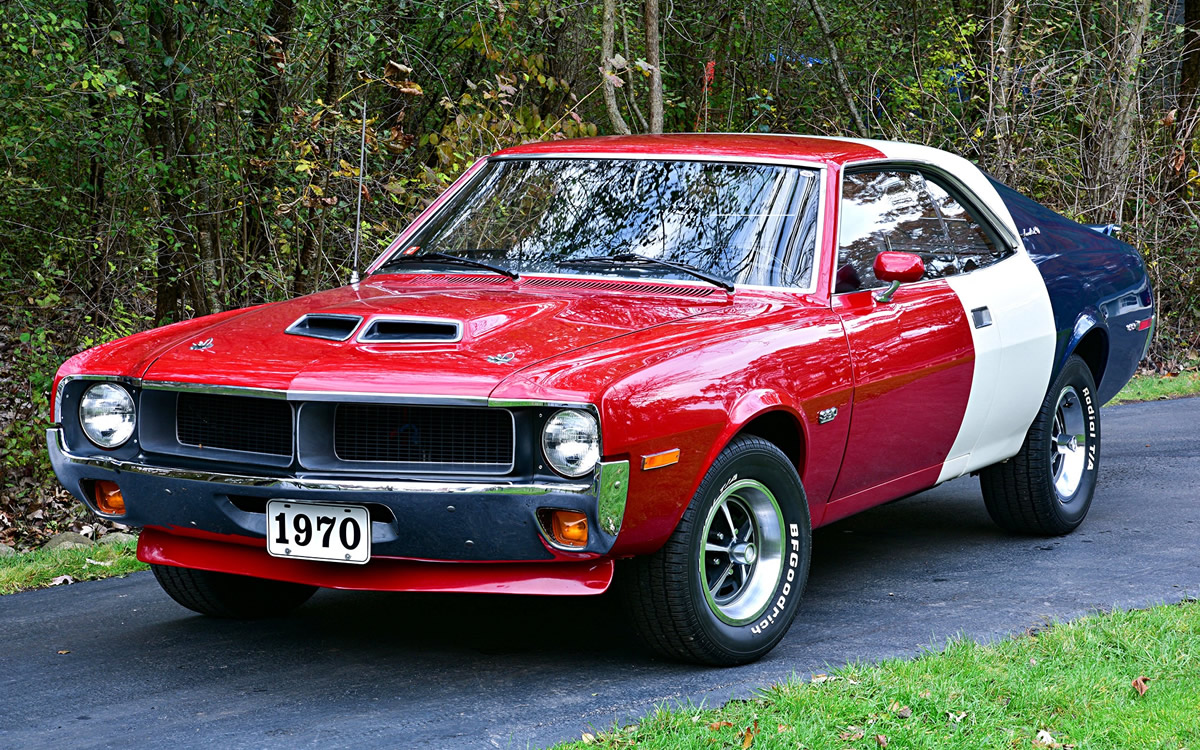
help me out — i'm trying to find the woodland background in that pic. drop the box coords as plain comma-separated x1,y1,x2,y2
2,0,1198,547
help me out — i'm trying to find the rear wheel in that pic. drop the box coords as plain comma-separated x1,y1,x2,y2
152,564,317,618
621,436,811,665
980,354,1100,535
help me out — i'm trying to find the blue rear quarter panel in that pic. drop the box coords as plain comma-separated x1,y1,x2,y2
990,180,1152,403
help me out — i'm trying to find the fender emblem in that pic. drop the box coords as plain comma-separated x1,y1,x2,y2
486,352,515,364
1125,321,1138,332
818,407,838,424
190,338,214,352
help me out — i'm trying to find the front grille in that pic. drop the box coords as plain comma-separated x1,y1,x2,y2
334,404,513,467
176,393,293,456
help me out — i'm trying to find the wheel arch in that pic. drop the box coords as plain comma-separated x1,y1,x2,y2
1062,313,1109,393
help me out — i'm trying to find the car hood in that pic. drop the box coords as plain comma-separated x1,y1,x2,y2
141,276,727,398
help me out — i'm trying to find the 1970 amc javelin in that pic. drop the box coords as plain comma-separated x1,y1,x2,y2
49,134,1152,664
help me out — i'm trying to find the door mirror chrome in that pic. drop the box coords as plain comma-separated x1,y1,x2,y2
873,251,925,303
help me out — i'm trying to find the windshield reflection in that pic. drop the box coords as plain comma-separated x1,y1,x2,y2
377,158,819,288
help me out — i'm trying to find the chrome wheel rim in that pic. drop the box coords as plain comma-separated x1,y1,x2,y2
699,479,785,626
1051,385,1088,500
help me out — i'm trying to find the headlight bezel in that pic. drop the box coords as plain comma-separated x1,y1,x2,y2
541,408,601,478
78,382,137,449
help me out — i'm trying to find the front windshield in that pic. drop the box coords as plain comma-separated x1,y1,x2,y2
377,158,820,288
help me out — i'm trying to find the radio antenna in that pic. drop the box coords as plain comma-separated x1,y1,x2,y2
350,98,367,284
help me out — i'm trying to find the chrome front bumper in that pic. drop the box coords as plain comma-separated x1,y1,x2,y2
48,427,629,561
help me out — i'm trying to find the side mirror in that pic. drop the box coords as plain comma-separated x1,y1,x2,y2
873,251,925,302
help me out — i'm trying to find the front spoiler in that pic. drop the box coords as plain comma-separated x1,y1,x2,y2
138,527,614,595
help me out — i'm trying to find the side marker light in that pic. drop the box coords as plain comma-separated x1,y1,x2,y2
641,448,681,471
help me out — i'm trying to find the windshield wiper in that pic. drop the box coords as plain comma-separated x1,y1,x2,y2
559,252,734,292
380,252,519,280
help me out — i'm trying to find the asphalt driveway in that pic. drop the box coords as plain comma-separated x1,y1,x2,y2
2,397,1197,749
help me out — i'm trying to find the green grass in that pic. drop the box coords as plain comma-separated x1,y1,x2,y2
0,539,147,594
1112,371,1200,404
562,602,1200,749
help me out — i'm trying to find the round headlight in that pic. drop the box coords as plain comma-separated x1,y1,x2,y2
541,409,600,477
79,383,136,448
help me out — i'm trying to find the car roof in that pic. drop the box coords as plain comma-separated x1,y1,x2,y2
491,133,888,166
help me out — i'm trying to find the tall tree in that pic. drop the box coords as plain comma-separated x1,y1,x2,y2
645,0,663,133
601,0,632,134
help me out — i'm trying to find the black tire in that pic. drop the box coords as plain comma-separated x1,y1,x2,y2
620,435,812,666
980,354,1101,535
151,564,317,618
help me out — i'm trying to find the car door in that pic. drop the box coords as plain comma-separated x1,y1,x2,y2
825,169,977,520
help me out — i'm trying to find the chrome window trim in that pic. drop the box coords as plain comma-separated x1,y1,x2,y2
284,313,364,342
354,315,464,344
839,158,1021,252
370,154,827,297
831,160,1021,297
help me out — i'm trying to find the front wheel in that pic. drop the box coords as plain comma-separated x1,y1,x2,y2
621,436,812,666
980,354,1101,535
152,564,317,618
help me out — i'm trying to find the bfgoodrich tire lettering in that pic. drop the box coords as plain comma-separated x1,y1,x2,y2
152,564,317,618
980,354,1101,535
620,435,812,666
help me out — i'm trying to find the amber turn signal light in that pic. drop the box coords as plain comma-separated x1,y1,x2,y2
642,448,681,471
550,509,588,548
92,480,125,516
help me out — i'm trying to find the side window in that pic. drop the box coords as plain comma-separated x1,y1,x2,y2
922,177,1010,273
837,171,935,292
836,169,1008,294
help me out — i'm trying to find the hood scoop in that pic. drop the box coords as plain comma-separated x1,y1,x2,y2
358,317,462,343
285,313,363,341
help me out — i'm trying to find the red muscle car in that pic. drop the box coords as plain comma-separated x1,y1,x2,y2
49,134,1153,664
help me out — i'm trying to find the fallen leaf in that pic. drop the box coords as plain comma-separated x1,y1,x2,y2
741,720,758,749
1030,657,1037,666
777,723,792,733
1034,729,1062,748
811,673,829,684
919,690,932,699
876,735,888,747
887,701,900,712
708,721,734,731
85,558,113,567
947,711,967,723
580,732,595,744
897,706,912,719
1132,676,1150,697
839,727,864,741
57,650,70,655
50,575,74,586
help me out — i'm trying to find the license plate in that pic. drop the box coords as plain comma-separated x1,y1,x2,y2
266,500,371,564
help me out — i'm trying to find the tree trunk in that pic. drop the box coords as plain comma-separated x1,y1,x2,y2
1172,0,1200,193
101,0,211,322
621,1,649,132
805,0,867,137
989,0,1019,183
645,0,663,133
296,33,345,297
241,0,295,305
1090,0,1152,219
602,0,631,134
